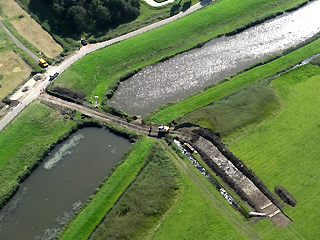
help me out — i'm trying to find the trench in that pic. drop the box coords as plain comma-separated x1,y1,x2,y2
0,127,131,240
173,139,250,219
109,0,320,116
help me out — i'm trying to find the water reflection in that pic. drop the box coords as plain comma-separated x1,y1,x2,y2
109,1,320,115
0,128,131,240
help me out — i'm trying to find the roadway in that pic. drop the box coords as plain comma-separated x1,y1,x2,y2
0,20,39,61
0,0,213,132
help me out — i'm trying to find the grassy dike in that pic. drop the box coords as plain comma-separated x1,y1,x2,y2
89,143,181,240
50,0,309,102
146,141,252,239
0,101,76,208
59,137,156,240
149,36,320,124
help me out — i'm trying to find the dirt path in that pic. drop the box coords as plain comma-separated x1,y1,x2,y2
38,94,150,135
0,0,214,132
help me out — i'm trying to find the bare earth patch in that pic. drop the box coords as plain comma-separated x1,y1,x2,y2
0,0,24,18
0,0,62,58
0,51,31,100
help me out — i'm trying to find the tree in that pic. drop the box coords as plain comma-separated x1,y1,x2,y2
67,5,87,32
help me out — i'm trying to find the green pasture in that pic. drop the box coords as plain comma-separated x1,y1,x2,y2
149,37,320,124
90,143,180,240
59,137,156,240
0,101,75,206
223,64,320,239
178,80,280,136
51,0,308,102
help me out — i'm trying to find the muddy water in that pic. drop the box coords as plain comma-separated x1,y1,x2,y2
0,128,131,240
109,1,320,115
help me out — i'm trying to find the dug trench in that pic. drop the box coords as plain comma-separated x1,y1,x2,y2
174,126,293,228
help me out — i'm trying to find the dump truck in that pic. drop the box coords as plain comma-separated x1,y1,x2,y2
39,58,48,68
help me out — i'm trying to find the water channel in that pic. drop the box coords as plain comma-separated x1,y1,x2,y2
109,0,320,115
0,128,131,240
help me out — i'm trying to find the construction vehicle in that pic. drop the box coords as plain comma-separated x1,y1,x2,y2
158,125,170,133
149,122,170,134
39,58,48,68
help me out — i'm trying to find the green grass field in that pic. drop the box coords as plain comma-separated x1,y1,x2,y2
51,0,308,103
149,36,320,124
146,142,252,239
59,137,157,240
222,64,320,239
0,101,75,206
178,80,280,136
90,143,180,240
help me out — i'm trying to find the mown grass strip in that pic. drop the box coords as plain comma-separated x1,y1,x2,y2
147,143,251,239
52,0,309,102
60,137,156,240
149,37,320,124
90,143,180,240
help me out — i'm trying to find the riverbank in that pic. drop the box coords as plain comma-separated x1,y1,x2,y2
148,32,320,124
50,0,311,105
0,100,140,210
58,137,157,240
0,101,75,209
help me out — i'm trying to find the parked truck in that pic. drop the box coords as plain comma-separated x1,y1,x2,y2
39,58,48,68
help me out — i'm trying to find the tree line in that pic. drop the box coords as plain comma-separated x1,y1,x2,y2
50,0,140,33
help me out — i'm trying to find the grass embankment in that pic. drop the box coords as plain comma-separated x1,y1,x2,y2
90,143,180,240
146,141,252,239
51,0,308,103
0,26,31,100
178,80,280,136
59,137,156,240
149,36,320,124
223,64,320,239
0,101,76,207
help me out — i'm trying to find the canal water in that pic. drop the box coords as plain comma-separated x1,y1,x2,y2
109,0,320,115
0,128,131,240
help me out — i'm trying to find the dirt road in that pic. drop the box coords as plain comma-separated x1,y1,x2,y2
0,0,213,132
38,94,151,135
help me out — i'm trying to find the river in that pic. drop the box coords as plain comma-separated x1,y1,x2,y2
109,0,320,116
0,128,131,240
